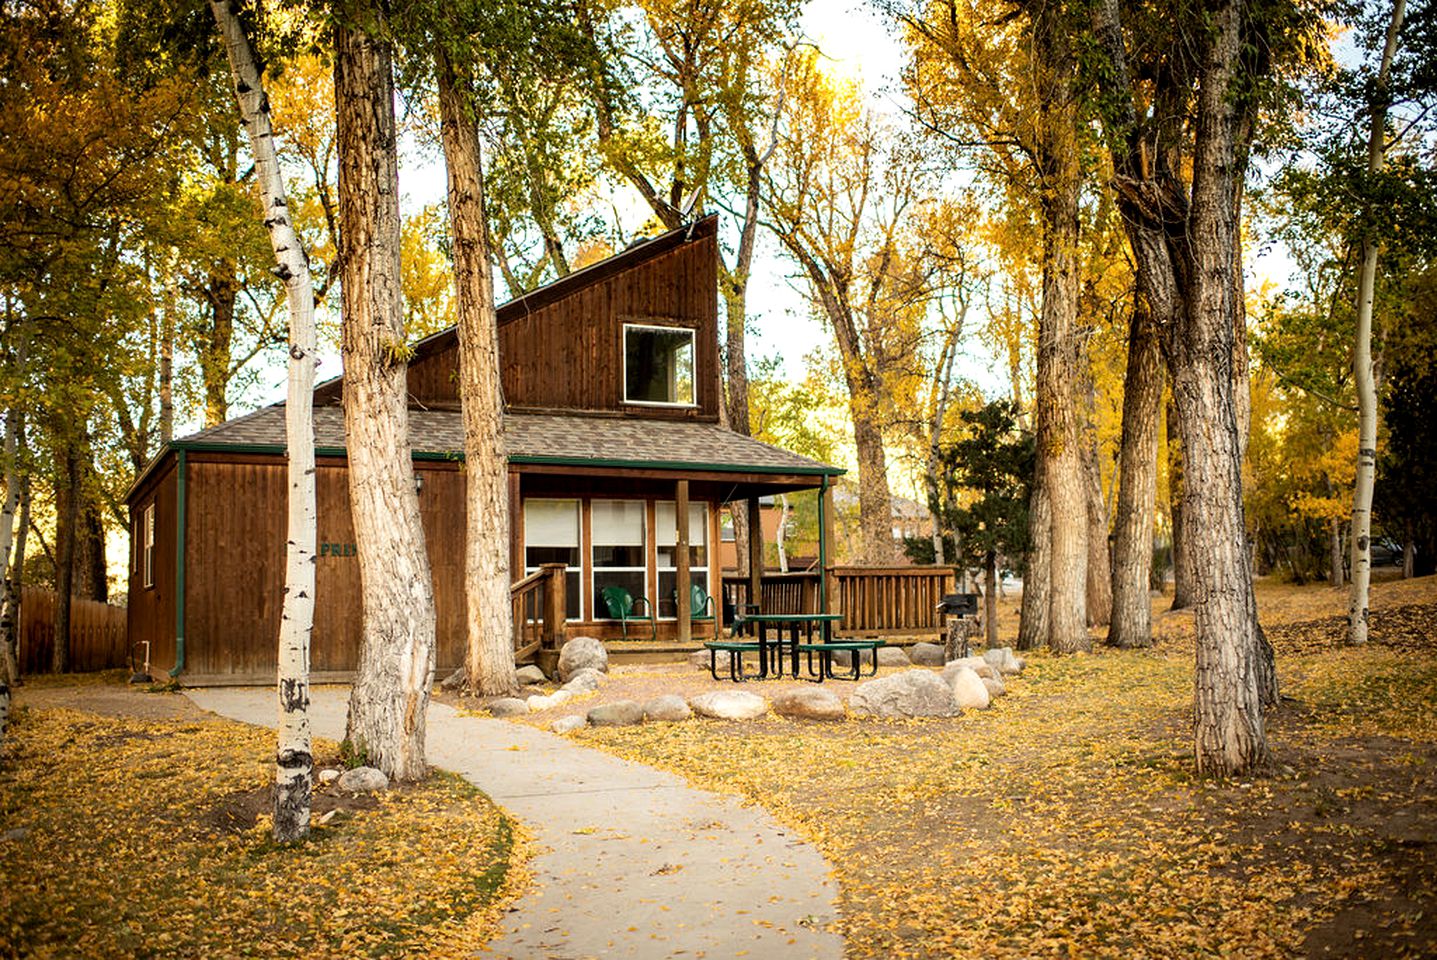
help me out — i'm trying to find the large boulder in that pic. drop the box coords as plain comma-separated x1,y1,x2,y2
771,687,846,721
551,715,586,734
337,766,389,793
587,700,645,727
561,668,606,694
487,697,530,718
526,694,560,712
983,646,1024,676
643,694,693,722
515,664,548,685
558,636,609,681
690,648,743,673
943,658,998,684
908,642,947,667
876,646,911,668
947,665,991,710
850,669,959,719
982,676,1006,699
688,690,769,721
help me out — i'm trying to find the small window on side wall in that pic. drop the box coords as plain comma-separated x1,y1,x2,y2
624,323,695,406
143,504,156,589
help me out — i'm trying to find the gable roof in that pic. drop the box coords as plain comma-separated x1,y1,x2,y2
167,405,841,478
312,215,719,405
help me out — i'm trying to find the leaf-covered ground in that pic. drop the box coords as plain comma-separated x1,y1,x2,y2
0,701,529,958
576,575,1437,959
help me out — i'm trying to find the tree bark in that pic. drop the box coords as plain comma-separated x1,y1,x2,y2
1176,0,1268,776
984,550,998,648
1348,0,1405,645
1030,1,1088,654
1107,295,1163,648
201,260,239,427
1084,436,1112,628
1,474,28,685
436,51,518,698
336,12,437,782
51,442,80,673
211,0,320,842
1166,400,1193,609
1329,516,1344,587
1016,475,1050,651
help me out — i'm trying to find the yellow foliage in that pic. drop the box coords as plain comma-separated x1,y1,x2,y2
0,710,528,958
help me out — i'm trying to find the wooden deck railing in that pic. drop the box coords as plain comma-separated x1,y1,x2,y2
722,566,958,637
17,587,129,674
831,566,957,636
511,563,567,661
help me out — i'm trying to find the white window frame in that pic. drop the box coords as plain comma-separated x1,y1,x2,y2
142,503,156,589
622,322,698,408
590,498,649,620
523,498,583,621
656,501,709,621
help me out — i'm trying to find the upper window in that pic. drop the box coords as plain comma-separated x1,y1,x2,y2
624,323,695,406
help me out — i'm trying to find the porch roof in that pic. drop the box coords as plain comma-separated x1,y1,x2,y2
162,404,842,482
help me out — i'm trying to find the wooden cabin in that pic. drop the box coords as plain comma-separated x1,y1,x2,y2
125,216,844,684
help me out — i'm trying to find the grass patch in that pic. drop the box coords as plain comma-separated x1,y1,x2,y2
0,707,528,958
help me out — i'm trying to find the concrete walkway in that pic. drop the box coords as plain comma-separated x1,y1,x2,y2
186,687,843,960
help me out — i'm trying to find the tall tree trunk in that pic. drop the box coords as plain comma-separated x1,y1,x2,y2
436,52,518,698
1031,2,1088,654
1084,436,1112,627
1107,295,1163,648
160,294,175,444
52,442,80,673
1,475,27,685
336,12,437,782
211,0,320,843
776,494,790,573
1176,0,1268,776
984,550,998,648
1166,399,1192,608
1349,0,1405,645
0,408,21,684
1329,516,1344,587
1017,477,1050,651
851,406,896,565
201,261,238,427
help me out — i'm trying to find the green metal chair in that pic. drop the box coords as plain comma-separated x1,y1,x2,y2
672,583,717,640
600,585,656,640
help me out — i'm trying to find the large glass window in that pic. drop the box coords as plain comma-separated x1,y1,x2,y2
523,499,581,619
592,500,648,618
624,324,695,406
656,502,708,619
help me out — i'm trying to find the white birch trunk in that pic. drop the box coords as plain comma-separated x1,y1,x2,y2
1348,0,1405,645
210,0,318,842
776,494,789,573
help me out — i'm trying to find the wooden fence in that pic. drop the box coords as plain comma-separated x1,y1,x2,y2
511,563,567,662
723,566,959,637
17,587,129,674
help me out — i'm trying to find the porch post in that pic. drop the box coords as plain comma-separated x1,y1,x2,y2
746,494,762,613
820,478,837,615
508,470,522,582
676,480,691,643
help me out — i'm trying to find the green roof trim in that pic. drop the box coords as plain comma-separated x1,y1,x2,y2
167,440,845,477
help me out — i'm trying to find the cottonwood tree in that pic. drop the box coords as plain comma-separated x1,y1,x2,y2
1083,0,1333,772
210,0,319,843
335,0,437,781
764,53,937,564
428,19,520,698
902,0,1090,652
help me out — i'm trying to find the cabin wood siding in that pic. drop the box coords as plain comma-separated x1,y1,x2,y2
126,459,178,672
405,233,719,418
179,453,469,678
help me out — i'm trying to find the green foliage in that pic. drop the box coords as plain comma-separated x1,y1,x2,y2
933,399,1034,573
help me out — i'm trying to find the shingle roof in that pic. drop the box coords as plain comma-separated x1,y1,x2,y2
177,405,840,476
